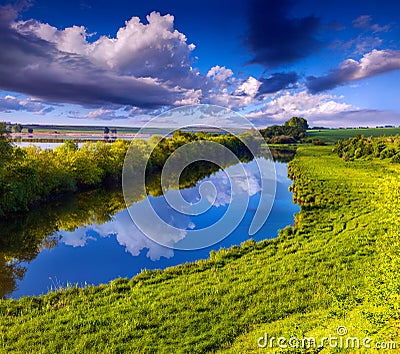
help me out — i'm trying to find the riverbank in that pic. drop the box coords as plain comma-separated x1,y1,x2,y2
0,131,256,216
0,146,398,353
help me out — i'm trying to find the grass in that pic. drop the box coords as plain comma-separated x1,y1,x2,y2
0,146,398,353
307,127,400,144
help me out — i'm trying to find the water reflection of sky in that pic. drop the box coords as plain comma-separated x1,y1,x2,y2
10,160,299,299
14,142,85,150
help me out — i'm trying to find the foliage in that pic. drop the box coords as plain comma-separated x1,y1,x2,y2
0,123,13,168
260,117,308,143
307,127,400,145
284,116,309,131
0,130,260,216
333,134,400,162
0,146,398,352
311,138,325,145
11,124,22,133
0,136,130,216
0,145,289,299
269,135,297,144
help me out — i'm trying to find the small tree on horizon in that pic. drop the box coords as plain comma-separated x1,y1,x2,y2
12,124,23,133
284,117,309,131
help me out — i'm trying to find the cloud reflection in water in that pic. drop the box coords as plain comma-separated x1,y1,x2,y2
59,159,269,260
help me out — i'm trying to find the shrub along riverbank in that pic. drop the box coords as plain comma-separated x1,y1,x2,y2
334,133,400,162
0,126,256,217
0,145,398,353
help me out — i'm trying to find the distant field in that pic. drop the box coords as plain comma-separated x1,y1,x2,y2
9,124,400,144
9,125,177,142
307,127,400,144
20,124,140,135
10,124,240,142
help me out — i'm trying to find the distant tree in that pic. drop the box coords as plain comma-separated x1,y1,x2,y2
270,135,297,144
27,128,34,134
12,124,23,133
312,139,325,146
284,117,309,132
259,117,309,143
104,127,110,134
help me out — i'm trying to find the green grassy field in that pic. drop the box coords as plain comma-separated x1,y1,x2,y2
307,127,400,144
0,146,398,353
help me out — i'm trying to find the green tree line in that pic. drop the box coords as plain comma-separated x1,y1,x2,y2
0,123,259,216
334,134,400,162
259,116,309,143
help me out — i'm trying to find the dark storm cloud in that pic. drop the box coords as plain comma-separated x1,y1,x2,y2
0,20,189,109
246,0,321,67
258,71,299,95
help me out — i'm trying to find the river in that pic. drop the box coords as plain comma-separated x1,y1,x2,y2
0,155,299,299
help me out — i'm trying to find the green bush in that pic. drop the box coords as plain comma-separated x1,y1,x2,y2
391,153,400,163
334,134,400,161
0,131,261,215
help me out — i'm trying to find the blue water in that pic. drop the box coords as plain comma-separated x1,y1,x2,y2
9,160,299,298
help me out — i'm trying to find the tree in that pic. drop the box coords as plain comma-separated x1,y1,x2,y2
259,117,309,142
12,124,23,133
284,117,309,132
111,128,117,141
28,128,34,134
0,122,13,167
104,127,110,134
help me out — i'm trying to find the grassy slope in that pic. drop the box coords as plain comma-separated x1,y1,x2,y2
0,146,398,353
307,127,400,144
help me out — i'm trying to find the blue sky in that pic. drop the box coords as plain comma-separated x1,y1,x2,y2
0,0,399,127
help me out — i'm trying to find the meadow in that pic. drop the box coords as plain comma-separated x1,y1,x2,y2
307,127,400,144
0,144,398,353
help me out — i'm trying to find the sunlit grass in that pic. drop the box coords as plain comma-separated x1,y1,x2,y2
307,127,400,144
0,145,398,353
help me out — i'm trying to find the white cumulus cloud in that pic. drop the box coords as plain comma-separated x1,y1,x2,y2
247,90,357,125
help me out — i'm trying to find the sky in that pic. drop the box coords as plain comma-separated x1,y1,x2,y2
0,0,399,128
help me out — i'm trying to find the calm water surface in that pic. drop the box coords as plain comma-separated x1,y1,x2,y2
14,142,86,149
1,158,299,299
